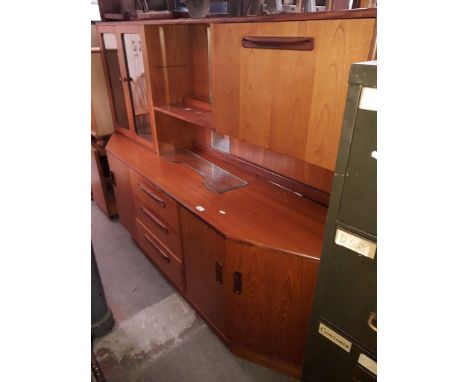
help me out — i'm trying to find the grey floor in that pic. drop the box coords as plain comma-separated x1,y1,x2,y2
92,202,298,382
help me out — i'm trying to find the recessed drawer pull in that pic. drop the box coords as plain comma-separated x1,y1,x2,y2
141,207,169,234
215,260,223,285
143,234,171,262
368,312,377,332
233,271,242,294
140,185,166,208
242,36,315,51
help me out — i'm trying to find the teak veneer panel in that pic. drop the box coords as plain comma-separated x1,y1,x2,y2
107,152,136,236
154,103,213,130
226,241,320,366
212,18,375,171
230,137,334,194
106,134,326,257
180,208,227,334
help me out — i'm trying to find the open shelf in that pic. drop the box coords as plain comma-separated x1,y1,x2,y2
154,98,213,130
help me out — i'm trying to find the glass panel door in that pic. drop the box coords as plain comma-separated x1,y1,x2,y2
122,33,152,142
101,33,130,130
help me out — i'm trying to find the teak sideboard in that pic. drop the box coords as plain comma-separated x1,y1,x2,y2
96,8,376,378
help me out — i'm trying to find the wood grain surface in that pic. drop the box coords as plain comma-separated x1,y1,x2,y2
106,134,326,257
91,50,115,137
212,18,375,171
154,103,213,130
180,207,227,333
134,218,185,292
107,152,136,236
230,137,334,195
226,241,320,366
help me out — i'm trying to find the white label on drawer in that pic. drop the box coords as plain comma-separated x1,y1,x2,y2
335,228,376,259
318,323,352,353
195,205,205,212
359,86,377,111
358,353,377,376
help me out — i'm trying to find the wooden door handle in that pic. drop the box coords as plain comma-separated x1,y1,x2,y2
233,271,242,294
140,185,166,207
215,261,223,285
144,234,171,262
141,207,169,234
242,36,315,51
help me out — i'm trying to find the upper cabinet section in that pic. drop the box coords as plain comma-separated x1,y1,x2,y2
98,25,157,150
144,23,214,144
211,18,376,171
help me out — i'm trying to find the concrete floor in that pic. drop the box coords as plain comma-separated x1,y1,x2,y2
92,202,298,382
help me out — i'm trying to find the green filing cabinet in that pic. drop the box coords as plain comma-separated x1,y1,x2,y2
301,61,377,382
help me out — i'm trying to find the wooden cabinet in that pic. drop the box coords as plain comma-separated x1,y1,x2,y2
180,207,227,335
98,25,157,150
99,10,377,378
107,153,135,235
212,18,375,171
180,206,321,367
225,242,320,367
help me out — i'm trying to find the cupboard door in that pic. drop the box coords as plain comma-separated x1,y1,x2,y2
225,242,320,366
212,18,375,171
121,32,154,143
107,153,136,236
180,208,226,334
101,32,131,132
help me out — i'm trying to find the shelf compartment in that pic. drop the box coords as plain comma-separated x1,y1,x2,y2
154,98,213,130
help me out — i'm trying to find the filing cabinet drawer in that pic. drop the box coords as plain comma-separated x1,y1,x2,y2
131,171,180,230
337,107,377,236
318,232,376,353
308,321,377,382
134,197,182,261
135,218,185,293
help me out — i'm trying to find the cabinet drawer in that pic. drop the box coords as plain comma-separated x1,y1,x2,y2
307,320,376,382
134,197,182,261
135,218,185,292
212,18,375,171
318,238,376,353
131,171,179,230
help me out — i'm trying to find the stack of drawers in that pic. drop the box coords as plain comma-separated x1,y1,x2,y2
131,171,185,292
302,62,377,382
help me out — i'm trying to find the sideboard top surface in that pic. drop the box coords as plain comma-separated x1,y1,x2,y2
107,134,327,258
96,8,376,27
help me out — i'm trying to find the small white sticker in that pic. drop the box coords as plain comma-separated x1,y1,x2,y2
219,210,226,215
335,228,376,259
359,86,377,111
358,354,377,376
195,206,205,212
318,323,352,353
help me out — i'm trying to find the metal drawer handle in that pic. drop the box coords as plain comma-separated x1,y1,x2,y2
368,312,377,332
242,36,315,51
143,233,171,262
140,185,166,208
141,207,169,234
